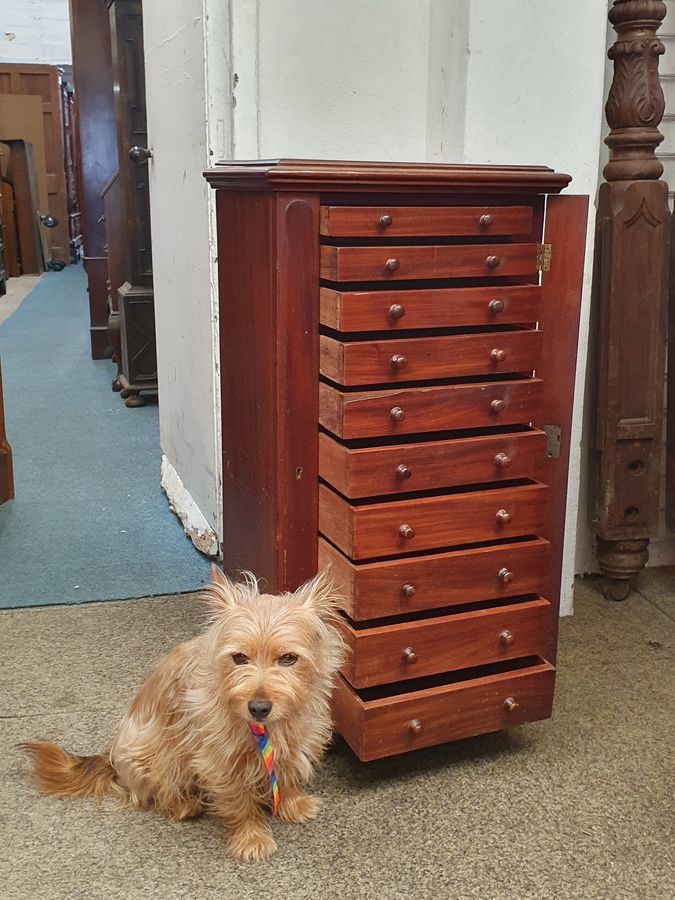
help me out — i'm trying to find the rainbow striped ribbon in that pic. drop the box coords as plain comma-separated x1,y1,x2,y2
248,722,279,815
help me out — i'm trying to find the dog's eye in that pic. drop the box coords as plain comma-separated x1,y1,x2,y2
277,653,298,667
231,653,249,666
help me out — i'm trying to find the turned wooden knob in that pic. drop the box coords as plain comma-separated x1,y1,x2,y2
491,348,507,362
379,214,393,227
480,214,493,227
496,509,512,525
385,258,400,272
396,464,412,480
401,582,416,598
399,524,416,540
488,298,505,314
499,629,514,645
408,719,424,735
490,399,506,413
388,303,405,320
391,354,408,370
503,697,519,712
494,452,511,468
390,406,406,422
402,647,418,664
498,567,514,584
486,255,501,269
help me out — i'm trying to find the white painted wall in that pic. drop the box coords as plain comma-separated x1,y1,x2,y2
142,0,230,552
464,0,609,613
1,0,71,64
233,0,440,160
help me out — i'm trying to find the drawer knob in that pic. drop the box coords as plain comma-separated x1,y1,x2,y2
496,509,512,525
399,524,416,540
480,214,493,227
390,406,406,422
396,463,412,480
388,303,406,320
401,582,416,598
408,719,424,735
486,255,501,269
503,697,519,712
490,399,506,413
491,348,507,363
379,214,393,227
402,647,418,664
391,354,408,370
488,298,505,314
494,452,511,469
385,258,400,272
499,629,514,645
498,567,514,584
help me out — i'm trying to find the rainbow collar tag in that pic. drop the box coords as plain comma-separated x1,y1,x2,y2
248,722,279,815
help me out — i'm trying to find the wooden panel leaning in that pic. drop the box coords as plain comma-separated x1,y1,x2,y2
205,159,587,761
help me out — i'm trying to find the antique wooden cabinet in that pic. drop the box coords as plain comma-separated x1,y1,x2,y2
205,160,587,761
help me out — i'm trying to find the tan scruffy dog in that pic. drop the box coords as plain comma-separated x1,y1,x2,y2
22,566,345,861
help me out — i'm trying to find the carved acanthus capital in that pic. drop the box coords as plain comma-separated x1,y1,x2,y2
604,0,667,181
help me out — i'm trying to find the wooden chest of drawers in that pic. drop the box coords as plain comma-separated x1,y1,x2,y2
205,160,587,762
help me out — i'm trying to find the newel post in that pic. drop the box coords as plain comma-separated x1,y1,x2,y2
590,0,670,600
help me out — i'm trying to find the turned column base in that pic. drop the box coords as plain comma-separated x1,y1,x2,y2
596,537,649,601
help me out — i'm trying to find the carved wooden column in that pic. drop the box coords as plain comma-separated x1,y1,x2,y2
590,0,670,600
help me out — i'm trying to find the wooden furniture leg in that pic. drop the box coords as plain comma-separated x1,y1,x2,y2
590,0,670,600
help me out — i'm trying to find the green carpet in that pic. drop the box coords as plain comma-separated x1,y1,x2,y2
1,573,673,899
0,267,212,607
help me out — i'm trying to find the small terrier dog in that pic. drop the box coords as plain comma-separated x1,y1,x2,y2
22,566,345,861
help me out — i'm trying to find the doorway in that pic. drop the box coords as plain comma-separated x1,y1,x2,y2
0,0,212,608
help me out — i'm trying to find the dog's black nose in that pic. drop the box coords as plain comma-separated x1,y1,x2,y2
248,699,272,721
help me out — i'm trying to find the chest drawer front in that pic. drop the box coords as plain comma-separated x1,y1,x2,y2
319,537,551,620
332,661,556,761
319,430,546,498
320,285,541,332
320,330,541,386
320,482,548,559
320,244,538,282
320,205,535,238
339,597,551,689
320,378,542,440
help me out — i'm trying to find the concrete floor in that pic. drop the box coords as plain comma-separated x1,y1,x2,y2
1,573,673,900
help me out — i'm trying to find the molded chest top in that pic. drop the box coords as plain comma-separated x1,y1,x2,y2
204,158,572,195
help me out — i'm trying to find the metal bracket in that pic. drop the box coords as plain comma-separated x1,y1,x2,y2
543,425,562,459
536,243,552,272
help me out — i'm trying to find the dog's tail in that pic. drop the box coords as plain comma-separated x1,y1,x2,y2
20,742,116,800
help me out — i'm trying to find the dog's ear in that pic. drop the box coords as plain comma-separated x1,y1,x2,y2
204,563,237,610
205,566,260,611
294,569,342,619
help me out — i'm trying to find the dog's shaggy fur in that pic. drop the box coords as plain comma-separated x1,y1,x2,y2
22,566,346,861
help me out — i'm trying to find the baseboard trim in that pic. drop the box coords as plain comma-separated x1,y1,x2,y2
160,456,219,558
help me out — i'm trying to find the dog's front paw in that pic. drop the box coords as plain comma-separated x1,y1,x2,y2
227,823,277,862
278,792,321,825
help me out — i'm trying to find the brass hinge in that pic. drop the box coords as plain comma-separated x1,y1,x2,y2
536,243,552,272
543,425,562,459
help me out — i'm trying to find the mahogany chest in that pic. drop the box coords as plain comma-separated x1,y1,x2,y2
205,160,587,761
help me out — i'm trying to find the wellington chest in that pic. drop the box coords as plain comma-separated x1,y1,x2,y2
205,159,587,762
